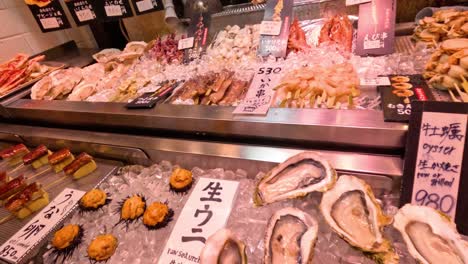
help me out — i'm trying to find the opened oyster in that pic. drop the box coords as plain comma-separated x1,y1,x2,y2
320,175,398,263
264,207,318,264
254,152,337,206
200,228,247,264
394,204,468,264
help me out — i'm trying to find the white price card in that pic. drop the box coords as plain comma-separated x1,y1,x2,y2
136,0,153,12
0,188,85,263
234,65,283,115
39,17,59,29
178,37,194,50
411,112,467,220
364,39,382,50
105,5,123,17
260,20,282,36
346,0,371,5
76,9,94,22
158,178,239,264
360,76,391,86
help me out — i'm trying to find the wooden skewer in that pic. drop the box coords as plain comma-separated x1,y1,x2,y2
27,167,52,182
8,163,25,174
0,215,14,225
44,175,69,190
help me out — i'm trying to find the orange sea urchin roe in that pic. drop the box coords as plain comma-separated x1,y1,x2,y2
121,195,145,220
87,234,118,261
52,224,80,250
169,168,193,190
143,202,169,226
80,189,107,209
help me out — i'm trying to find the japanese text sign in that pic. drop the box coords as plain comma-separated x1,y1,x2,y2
26,0,71,33
131,0,164,15
94,0,134,20
0,188,85,263
233,65,282,115
65,0,99,26
158,178,239,264
355,0,396,56
401,101,468,235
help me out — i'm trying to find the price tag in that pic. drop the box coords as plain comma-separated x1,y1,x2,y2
233,65,283,115
401,101,468,235
39,17,59,29
364,39,382,50
260,20,282,36
136,0,153,12
76,9,94,22
346,0,371,6
0,188,85,263
178,37,194,50
105,5,123,16
360,76,390,86
158,178,239,264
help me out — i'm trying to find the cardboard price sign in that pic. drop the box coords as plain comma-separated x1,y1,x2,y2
400,101,468,235
158,178,239,264
131,0,163,15
65,0,99,26
26,0,71,33
0,188,85,263
258,0,293,58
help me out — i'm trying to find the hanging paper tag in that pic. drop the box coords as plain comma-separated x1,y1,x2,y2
260,20,282,36
178,37,195,50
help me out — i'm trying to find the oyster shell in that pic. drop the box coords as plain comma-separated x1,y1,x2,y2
264,207,318,264
254,152,337,206
393,204,468,264
200,228,247,264
320,175,398,263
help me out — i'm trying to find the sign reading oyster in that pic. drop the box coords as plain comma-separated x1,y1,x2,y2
254,152,337,206
320,175,398,263
264,207,318,264
200,228,247,264
393,204,468,264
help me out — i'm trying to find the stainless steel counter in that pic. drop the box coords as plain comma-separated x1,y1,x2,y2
4,100,407,151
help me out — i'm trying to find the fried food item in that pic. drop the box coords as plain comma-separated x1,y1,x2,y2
143,202,173,229
52,225,81,250
49,149,75,173
87,234,118,261
391,76,411,83
169,168,193,193
80,189,107,210
121,195,145,220
64,152,97,179
392,83,413,90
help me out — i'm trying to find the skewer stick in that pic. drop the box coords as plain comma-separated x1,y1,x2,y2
0,215,14,225
8,163,25,174
27,167,52,182
44,175,68,190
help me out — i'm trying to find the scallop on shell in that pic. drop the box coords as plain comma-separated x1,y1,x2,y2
254,152,337,206
264,207,318,264
200,228,247,264
320,175,398,263
393,204,468,264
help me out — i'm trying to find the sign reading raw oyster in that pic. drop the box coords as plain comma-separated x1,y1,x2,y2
65,0,99,26
0,188,85,264
158,178,239,264
401,101,468,235
233,65,283,115
258,0,294,58
26,0,71,33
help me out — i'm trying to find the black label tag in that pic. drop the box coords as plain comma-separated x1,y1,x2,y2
27,0,71,33
130,0,164,15
379,74,434,123
94,0,134,20
183,12,211,63
400,101,468,235
65,0,99,26
126,81,180,109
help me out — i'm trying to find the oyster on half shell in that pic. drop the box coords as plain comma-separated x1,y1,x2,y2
320,175,398,263
254,152,337,206
264,207,318,264
393,204,468,264
200,228,247,264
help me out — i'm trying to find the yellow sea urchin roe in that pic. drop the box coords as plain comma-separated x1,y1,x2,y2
80,189,107,209
87,234,118,261
121,195,145,220
52,224,80,250
143,202,169,226
169,168,193,190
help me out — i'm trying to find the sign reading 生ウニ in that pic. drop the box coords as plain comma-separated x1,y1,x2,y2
233,65,283,115
0,188,85,263
26,0,71,33
158,178,239,264
401,101,468,235
94,0,134,20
